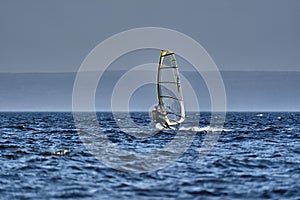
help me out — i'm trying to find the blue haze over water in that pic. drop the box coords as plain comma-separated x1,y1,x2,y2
0,112,299,199
0,71,299,112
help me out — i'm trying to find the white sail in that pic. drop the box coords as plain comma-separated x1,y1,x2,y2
157,50,185,126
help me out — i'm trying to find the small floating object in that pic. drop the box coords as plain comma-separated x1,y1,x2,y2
257,114,263,117
17,125,26,129
53,149,71,156
43,149,71,156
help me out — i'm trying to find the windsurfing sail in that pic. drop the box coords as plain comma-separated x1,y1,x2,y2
157,50,185,126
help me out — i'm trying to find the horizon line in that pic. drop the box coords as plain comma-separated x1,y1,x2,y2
1,110,299,112
1,69,300,74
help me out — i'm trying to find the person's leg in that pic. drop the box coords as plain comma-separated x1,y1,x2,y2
165,122,171,129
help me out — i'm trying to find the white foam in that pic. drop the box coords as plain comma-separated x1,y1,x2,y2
155,124,230,132
155,123,165,130
179,126,230,132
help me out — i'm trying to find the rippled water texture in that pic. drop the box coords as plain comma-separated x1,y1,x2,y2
0,112,299,199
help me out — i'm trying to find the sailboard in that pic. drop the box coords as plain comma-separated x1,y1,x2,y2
156,50,185,126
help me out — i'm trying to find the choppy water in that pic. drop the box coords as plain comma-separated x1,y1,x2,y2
0,112,299,199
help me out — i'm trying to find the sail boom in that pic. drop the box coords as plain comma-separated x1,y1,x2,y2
160,95,183,101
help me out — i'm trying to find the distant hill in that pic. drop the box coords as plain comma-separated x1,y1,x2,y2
0,71,299,111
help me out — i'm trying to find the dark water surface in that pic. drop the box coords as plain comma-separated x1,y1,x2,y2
0,112,299,199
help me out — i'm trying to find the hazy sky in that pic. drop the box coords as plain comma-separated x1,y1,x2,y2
0,0,300,73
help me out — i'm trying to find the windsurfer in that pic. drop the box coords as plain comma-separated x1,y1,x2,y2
152,105,170,129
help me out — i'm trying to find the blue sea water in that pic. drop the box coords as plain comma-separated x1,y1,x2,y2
0,112,299,199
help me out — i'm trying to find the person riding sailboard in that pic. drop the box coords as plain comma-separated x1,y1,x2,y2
152,50,185,129
152,105,171,129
